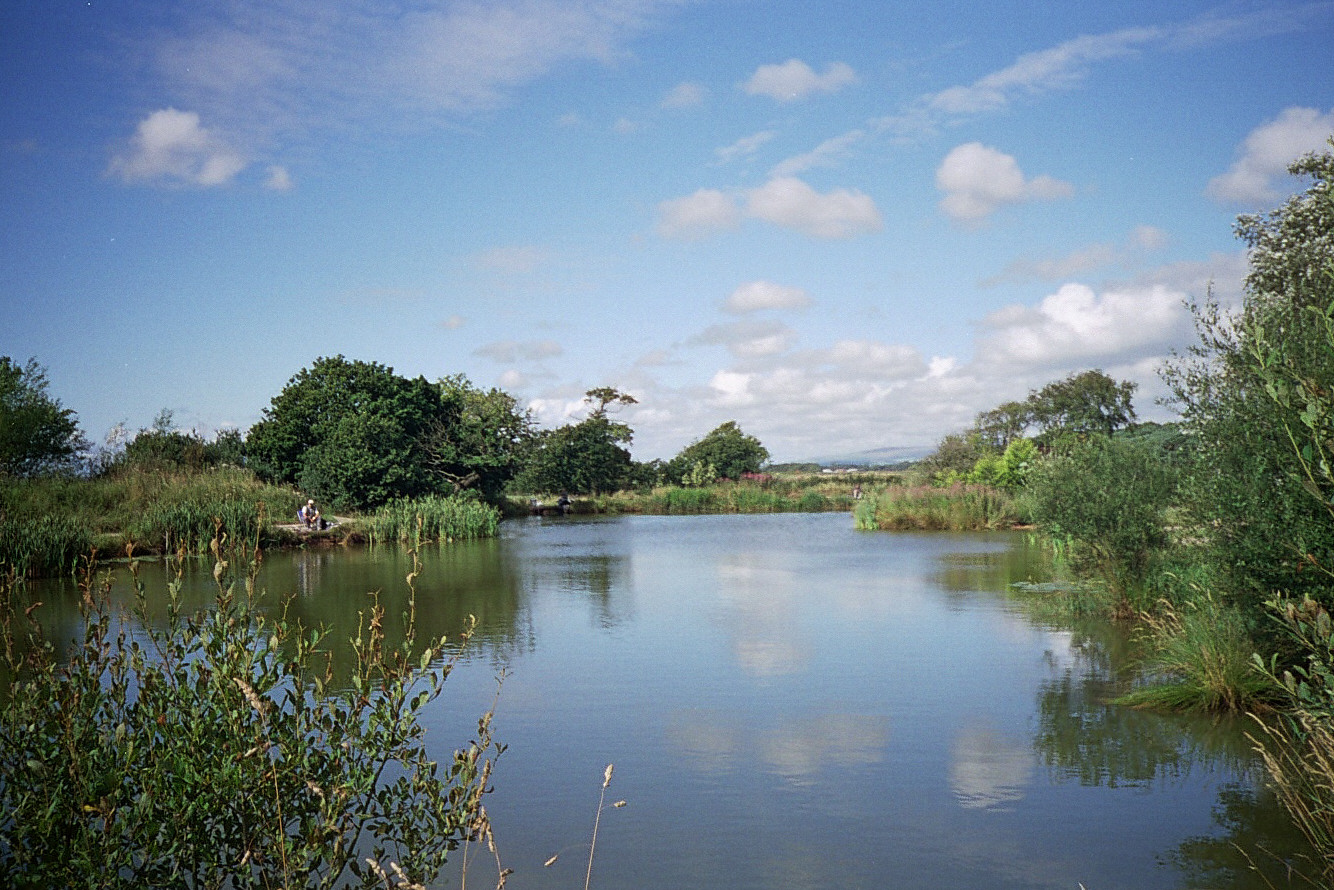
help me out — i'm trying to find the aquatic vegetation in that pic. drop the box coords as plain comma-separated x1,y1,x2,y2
855,482,1020,531
364,494,501,544
1117,594,1275,713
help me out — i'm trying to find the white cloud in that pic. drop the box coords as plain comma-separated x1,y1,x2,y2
264,165,293,191
659,177,882,240
656,188,742,239
439,315,466,330
745,177,882,239
724,281,810,314
1206,106,1334,204
770,130,864,177
743,59,857,102
975,282,1190,368
714,130,775,165
108,108,246,187
936,143,1073,221
662,81,706,108
472,245,550,274
474,339,564,362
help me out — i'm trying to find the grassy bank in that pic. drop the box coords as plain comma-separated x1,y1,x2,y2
509,472,893,516
0,468,501,578
853,482,1025,531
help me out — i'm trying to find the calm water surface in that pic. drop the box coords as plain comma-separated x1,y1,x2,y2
36,512,1308,888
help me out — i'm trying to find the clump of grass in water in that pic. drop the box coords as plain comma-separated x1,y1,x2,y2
0,514,93,578
366,495,500,545
1116,593,1276,712
858,482,1019,531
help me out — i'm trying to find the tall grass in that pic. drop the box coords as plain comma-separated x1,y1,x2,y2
1116,594,1275,712
1,466,302,574
573,480,856,515
364,495,501,545
856,483,1020,531
1248,596,1334,881
0,515,93,578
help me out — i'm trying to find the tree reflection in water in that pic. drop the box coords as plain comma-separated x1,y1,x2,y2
1033,621,1314,886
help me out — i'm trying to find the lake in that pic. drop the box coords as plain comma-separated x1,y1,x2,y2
26,511,1308,888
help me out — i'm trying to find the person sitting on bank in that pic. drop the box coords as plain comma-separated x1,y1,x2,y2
298,499,320,530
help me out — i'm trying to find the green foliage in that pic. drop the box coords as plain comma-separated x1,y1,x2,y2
423,375,533,500
666,421,769,483
0,357,86,478
681,459,717,487
1250,595,1334,880
0,547,502,889
1026,436,1177,609
1117,594,1273,713
854,483,1020,531
0,466,301,575
966,438,1037,488
918,432,987,483
0,514,92,578
517,389,637,495
105,411,246,475
1162,144,1334,612
363,495,501,545
1027,369,1137,445
248,358,530,511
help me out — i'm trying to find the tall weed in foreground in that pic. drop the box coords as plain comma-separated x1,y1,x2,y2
0,541,506,890
366,494,501,545
1249,596,1334,881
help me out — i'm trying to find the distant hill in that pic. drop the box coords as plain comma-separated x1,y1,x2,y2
772,444,928,472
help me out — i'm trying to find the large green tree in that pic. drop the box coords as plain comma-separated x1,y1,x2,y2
666,421,769,483
1026,369,1137,444
0,357,86,477
1164,143,1334,609
246,357,440,510
518,388,637,495
422,375,534,500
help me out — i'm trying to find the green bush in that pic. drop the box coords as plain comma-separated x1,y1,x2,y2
0,548,502,889
1026,436,1177,610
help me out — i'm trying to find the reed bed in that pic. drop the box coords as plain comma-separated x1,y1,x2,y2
364,495,501,544
854,482,1020,531
588,483,853,515
0,515,93,578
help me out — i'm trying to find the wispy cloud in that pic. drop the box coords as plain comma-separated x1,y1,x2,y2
474,339,565,362
981,225,1168,286
662,81,706,108
770,130,864,177
124,0,691,185
714,130,775,165
724,281,811,314
876,6,1331,138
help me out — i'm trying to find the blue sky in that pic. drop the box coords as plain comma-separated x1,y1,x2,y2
3,0,1333,462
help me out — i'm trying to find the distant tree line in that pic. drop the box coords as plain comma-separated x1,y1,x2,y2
1,352,774,512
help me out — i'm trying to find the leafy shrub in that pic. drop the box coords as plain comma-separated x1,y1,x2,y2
1026,436,1177,608
0,547,502,889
